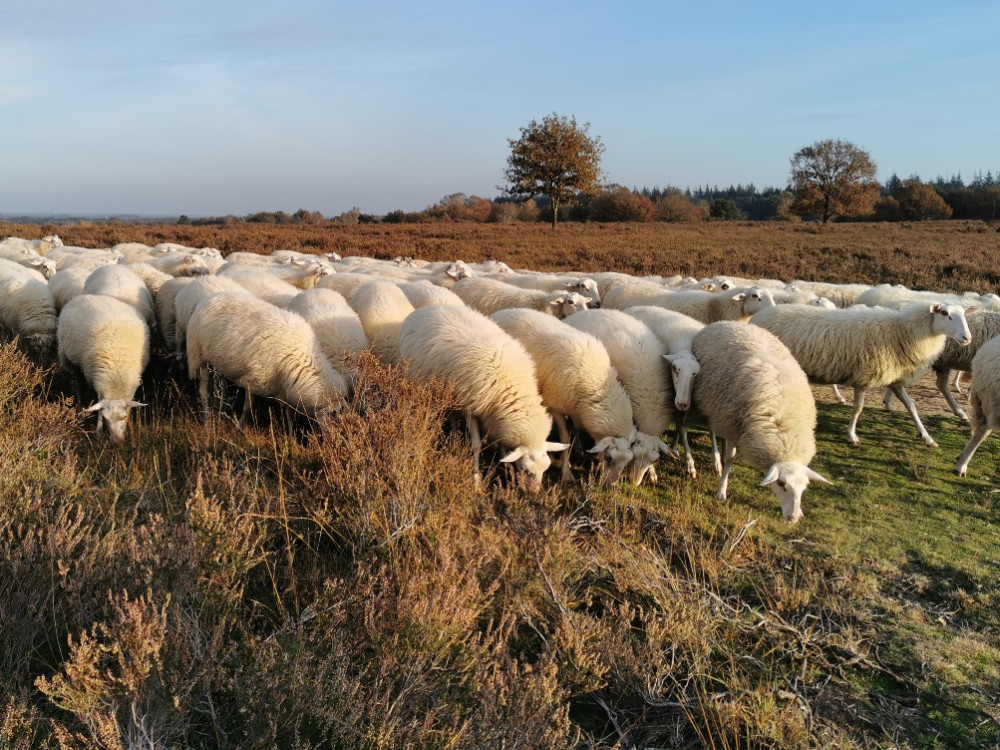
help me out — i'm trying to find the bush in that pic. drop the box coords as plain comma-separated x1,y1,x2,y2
588,187,656,222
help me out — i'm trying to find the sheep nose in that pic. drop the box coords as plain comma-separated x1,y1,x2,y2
676,401,689,411
961,335,972,345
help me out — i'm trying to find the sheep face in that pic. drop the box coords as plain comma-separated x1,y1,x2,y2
760,462,832,525
549,292,590,318
930,303,972,345
663,352,700,412
85,399,145,442
742,287,776,314
499,441,569,488
809,297,837,309
567,278,601,307
627,431,677,486
588,435,634,485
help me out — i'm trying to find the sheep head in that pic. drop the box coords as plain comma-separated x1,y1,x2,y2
760,462,832,525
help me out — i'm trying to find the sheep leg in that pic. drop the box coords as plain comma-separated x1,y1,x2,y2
888,383,937,447
847,388,866,444
716,440,738,500
954,371,965,394
954,422,991,477
467,411,482,485
711,430,722,475
882,389,894,410
674,411,697,478
240,390,253,426
197,365,211,418
935,369,969,421
831,384,847,404
552,412,575,483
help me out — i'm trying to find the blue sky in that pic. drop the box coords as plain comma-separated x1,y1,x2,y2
2,0,997,217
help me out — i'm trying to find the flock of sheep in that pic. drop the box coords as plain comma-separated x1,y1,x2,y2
2,233,999,524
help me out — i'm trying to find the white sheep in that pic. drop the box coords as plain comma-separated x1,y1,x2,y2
921,310,1000,421
749,301,972,447
562,308,676,485
316,272,381,303
172,276,254,363
639,286,777,324
152,276,198,355
600,278,675,310
790,280,872,308
856,284,1000,311
0,273,59,361
349,280,416,365
953,335,1000,477
489,308,635,484
82,264,157,329
57,294,150,441
399,304,568,487
287,288,370,384
396,279,465,308
0,257,50,283
120,262,174,296
451,276,589,318
186,292,349,424
212,267,300,307
690,321,830,524
0,235,63,258
47,266,93,311
622,305,705,476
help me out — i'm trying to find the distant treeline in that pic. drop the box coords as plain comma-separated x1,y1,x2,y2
7,171,997,227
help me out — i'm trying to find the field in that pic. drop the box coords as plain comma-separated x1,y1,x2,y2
1,220,999,749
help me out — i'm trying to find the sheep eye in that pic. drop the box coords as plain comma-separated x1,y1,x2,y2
777,479,787,489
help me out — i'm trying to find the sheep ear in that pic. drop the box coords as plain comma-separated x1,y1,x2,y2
806,468,832,484
588,437,613,454
446,267,461,280
930,303,942,313
732,293,746,301
499,446,527,463
549,295,566,307
545,441,570,453
663,353,678,364
965,306,981,315
127,401,147,408
760,464,780,486
701,283,715,291
658,440,679,458
84,401,106,413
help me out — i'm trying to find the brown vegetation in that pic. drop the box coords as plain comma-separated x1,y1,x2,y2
1,220,998,748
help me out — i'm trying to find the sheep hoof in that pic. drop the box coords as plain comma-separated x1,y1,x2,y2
924,438,938,449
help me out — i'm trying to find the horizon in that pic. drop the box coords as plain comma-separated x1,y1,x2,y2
3,1,998,217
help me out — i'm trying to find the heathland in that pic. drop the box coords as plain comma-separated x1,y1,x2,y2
1,219,998,749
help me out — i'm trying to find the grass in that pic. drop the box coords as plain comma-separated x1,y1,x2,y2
1,220,999,748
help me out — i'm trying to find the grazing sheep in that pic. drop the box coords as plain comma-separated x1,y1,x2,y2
953,336,1000,477
287,288,370,384
490,308,635,484
172,276,253,363
451,276,590,318
123,252,211,278
399,304,568,487
856,284,1000,311
0,257,50,283
83,264,157,329
750,302,972,447
925,310,1000,420
563,308,676,485
690,321,830,524
0,235,63,258
186,292,349,423
120,262,173,296
153,276,198,354
790,280,873,308
0,274,59,361
57,294,150,441
396,280,465,308
622,305,705,476
601,278,675,310
52,248,122,273
645,286,777,324
47,266,93,311
213,267,300,307
316,272,381,303
349,280,416,365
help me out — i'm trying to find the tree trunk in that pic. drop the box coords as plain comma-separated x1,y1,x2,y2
551,197,559,229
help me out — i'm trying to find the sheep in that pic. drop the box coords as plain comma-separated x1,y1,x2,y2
917,310,1000,421
601,278,675,310
953,336,1000,477
690,321,830,524
47,266,93,311
562,308,677,485
212,267,300,307
287,288,370,385
856,284,1000,312
490,308,635,484
186,292,349,425
399,304,568,488
152,276,198,355
219,258,333,290
82,264,157,329
0,257,50,283
0,274,59,361
450,276,590,318
749,301,972,447
622,305,705,476
172,276,254,363
57,294,150,441
790,280,872,308
51,248,122,273
0,235,63,257
120,262,174,296
316,272,381,303
349,280,415,365
637,286,777,324
396,279,465,308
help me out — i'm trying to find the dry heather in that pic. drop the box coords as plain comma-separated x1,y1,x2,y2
1,220,998,749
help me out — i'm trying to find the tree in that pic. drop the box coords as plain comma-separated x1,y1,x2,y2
893,180,952,220
709,198,742,220
789,139,880,223
502,113,604,229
